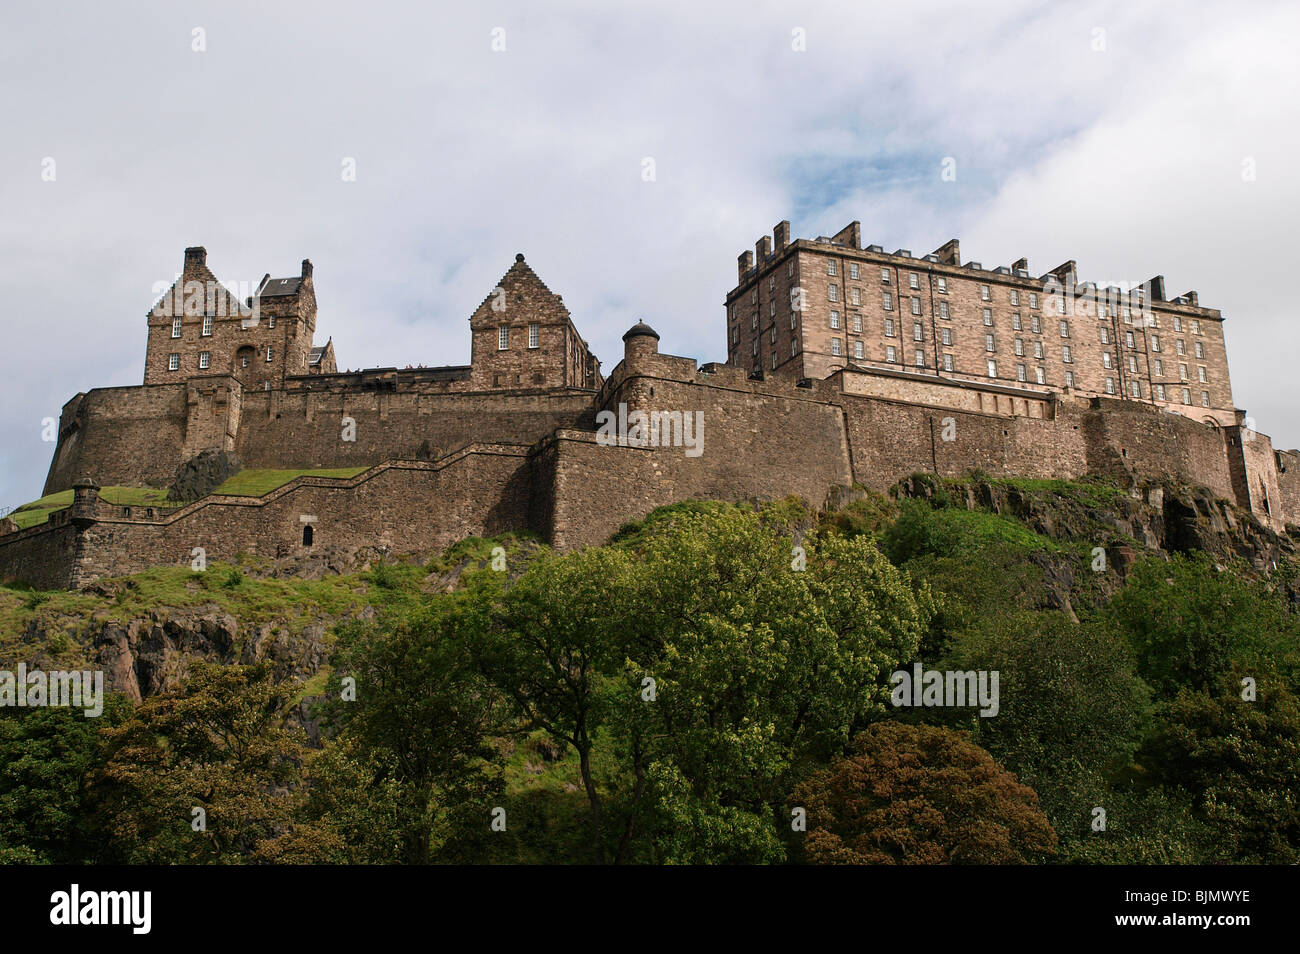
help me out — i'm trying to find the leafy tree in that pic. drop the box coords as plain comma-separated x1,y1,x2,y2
792,721,1058,864
1139,675,1300,863
323,597,510,864
0,699,128,863
86,663,309,864
1103,553,1300,698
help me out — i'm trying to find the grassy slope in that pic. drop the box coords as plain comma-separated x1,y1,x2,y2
214,468,369,496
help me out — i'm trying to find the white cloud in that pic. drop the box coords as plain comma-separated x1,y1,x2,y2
0,0,1295,509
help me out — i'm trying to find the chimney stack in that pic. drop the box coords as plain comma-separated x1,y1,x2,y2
301,258,313,279
933,239,961,266
773,220,790,252
183,246,207,273
738,249,754,282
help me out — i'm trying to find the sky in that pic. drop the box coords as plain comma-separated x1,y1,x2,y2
1,0,1296,507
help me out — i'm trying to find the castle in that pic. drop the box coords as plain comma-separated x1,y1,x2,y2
2,221,1297,589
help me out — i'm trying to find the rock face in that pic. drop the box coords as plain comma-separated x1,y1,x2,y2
19,603,335,701
167,448,242,502
893,474,1300,576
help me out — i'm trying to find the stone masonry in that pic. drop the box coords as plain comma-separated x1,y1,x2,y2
2,231,1297,589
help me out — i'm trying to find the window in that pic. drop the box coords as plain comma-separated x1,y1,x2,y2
1106,377,1116,395
1014,338,1024,356
1100,327,1110,344
240,354,249,368
1126,331,1135,348
887,345,897,363
941,328,952,346
851,313,862,333
1156,384,1166,400
980,285,990,301
199,351,210,369
1012,313,1022,331
1192,319,1202,335
1179,363,1188,380
939,301,950,319
772,352,778,369
168,353,180,371
1181,388,1191,405
787,261,793,277
854,340,864,359
790,311,797,330
913,322,924,342
914,349,925,367
769,326,776,344
1031,315,1041,334
830,310,840,329
828,284,839,302
1101,304,1110,318
1029,292,1038,308
172,317,183,338
985,333,995,353
1036,367,1045,384
1198,366,1207,383
498,325,509,350
1010,289,1020,305
987,359,998,378
1195,341,1204,358
983,308,993,326
1034,341,1044,360
909,272,920,290
752,313,758,330
1065,370,1075,389
1017,364,1026,382
1173,315,1183,332
202,316,213,336
792,340,798,358
1131,381,1141,398
1062,345,1073,363
881,267,891,283
1154,359,1163,375
1151,334,1161,352
827,260,837,276
732,327,739,344
885,318,896,337
1128,355,1138,373
769,301,775,317
1059,320,1070,338
752,340,758,355
850,287,861,305
849,262,859,279
1176,339,1186,355
911,296,921,315
937,276,948,293
768,276,774,291
831,339,842,356
528,323,539,348
1102,352,1112,369
1201,391,1210,406
883,291,893,310
1123,307,1133,323
303,525,313,547
264,380,271,391
266,346,274,361
268,316,276,329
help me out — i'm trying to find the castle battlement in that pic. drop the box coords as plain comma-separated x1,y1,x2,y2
2,231,1296,589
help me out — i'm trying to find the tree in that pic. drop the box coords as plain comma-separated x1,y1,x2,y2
792,722,1058,864
87,663,309,864
1140,675,1300,863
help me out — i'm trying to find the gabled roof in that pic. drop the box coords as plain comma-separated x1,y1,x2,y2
259,276,302,298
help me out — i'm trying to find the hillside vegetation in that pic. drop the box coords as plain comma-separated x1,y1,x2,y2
1,476,1298,864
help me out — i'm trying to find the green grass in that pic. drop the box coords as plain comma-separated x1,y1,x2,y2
7,486,176,530
213,468,369,496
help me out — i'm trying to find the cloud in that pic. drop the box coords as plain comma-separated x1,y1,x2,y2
0,0,1295,509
